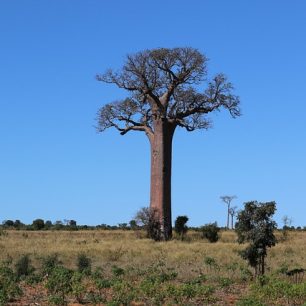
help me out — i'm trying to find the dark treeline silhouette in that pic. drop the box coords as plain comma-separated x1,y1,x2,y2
1,218,305,232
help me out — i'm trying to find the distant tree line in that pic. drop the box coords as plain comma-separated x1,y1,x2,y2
1,217,305,232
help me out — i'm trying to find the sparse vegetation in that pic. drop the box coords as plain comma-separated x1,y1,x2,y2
0,228,304,304
174,215,189,240
201,222,220,242
236,201,277,276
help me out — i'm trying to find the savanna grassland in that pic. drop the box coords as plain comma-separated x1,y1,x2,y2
0,229,305,305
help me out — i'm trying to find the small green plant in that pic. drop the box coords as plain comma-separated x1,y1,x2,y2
218,276,233,288
45,266,73,304
204,256,219,273
111,265,125,277
110,280,136,305
236,297,266,306
201,222,220,242
48,294,67,305
15,254,34,278
0,261,22,305
71,271,86,303
77,253,91,274
41,253,62,276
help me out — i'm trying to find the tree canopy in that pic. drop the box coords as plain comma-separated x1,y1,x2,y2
96,47,240,139
235,201,277,276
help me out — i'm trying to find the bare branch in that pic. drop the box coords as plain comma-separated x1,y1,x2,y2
96,98,153,139
96,48,240,136
173,74,240,120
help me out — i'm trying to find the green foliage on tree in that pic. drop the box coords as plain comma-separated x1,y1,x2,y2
174,216,189,240
201,222,220,243
32,219,45,230
235,201,277,277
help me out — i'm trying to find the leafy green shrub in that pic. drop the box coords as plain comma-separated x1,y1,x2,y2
236,297,266,306
111,280,136,305
174,215,189,240
235,201,277,276
204,256,219,273
201,222,220,242
32,218,45,230
186,274,207,285
76,253,91,274
71,271,86,303
45,266,73,304
0,261,22,305
41,254,62,275
90,267,110,303
218,276,233,288
166,283,215,305
239,266,253,282
111,265,125,277
48,294,67,306
250,278,306,305
15,254,34,278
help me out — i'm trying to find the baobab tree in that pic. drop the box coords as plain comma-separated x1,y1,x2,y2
97,48,240,240
229,206,238,229
220,195,237,229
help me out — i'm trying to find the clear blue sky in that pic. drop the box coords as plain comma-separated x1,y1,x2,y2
0,0,305,227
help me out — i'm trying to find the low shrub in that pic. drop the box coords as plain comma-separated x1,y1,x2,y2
0,261,22,305
201,222,220,242
76,253,91,274
45,266,73,304
15,254,34,278
41,254,62,276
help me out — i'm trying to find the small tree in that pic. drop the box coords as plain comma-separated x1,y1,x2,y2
129,219,138,230
135,207,162,241
13,220,24,230
32,219,45,230
3,220,14,227
174,216,189,240
201,222,220,243
45,220,53,229
235,201,277,277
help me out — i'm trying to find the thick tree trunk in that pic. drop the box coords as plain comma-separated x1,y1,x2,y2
150,119,175,240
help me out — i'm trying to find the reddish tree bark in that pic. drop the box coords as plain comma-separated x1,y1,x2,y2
150,119,175,239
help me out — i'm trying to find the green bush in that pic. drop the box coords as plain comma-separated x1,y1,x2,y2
200,222,220,242
71,271,86,303
0,261,22,305
236,297,266,306
45,266,73,303
32,218,45,230
174,215,189,240
41,253,62,276
204,256,219,273
15,254,34,278
48,294,67,305
111,265,125,277
76,253,91,274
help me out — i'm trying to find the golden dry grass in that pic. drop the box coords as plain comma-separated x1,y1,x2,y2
0,229,305,279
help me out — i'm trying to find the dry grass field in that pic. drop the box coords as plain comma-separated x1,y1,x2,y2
0,229,305,305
